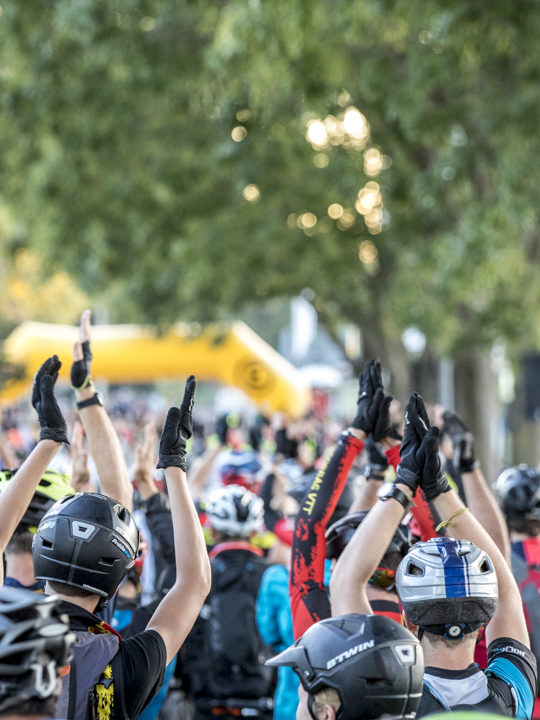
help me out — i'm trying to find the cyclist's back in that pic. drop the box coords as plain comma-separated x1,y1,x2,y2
186,484,274,720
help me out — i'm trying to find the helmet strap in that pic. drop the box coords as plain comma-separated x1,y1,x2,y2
307,692,319,720
420,621,484,640
96,596,109,612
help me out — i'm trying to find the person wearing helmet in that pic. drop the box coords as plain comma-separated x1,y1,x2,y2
2,356,211,720
289,360,390,641
497,464,540,717
326,511,409,625
289,358,428,641
69,310,132,512
0,468,74,592
330,392,537,717
266,612,424,720
0,357,71,591
0,586,75,719
497,465,540,540
182,483,274,720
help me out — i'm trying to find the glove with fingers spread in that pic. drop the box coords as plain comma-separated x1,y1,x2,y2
157,375,196,470
71,341,93,390
394,392,427,495
417,425,450,500
442,410,478,473
32,355,69,444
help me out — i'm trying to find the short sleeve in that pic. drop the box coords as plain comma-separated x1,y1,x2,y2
112,629,167,719
486,637,538,719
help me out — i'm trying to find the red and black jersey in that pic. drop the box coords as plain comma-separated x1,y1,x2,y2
289,432,364,640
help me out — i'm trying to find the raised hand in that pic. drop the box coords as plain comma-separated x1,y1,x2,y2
70,421,92,492
442,410,478,473
157,376,196,470
395,393,424,494
416,425,450,500
352,359,391,436
71,309,93,390
32,356,69,444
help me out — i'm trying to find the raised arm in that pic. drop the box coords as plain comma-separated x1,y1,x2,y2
134,422,176,566
71,310,132,509
330,392,425,616
348,439,389,513
69,421,95,493
146,376,211,664
442,410,510,560
401,397,530,648
0,356,68,583
289,429,364,638
0,432,17,469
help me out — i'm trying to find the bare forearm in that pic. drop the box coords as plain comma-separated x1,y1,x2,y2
330,492,406,615
0,440,60,552
134,470,159,501
348,480,380,513
187,445,221,499
461,468,510,561
432,489,529,646
0,434,17,468
147,466,211,664
76,389,131,509
165,466,210,585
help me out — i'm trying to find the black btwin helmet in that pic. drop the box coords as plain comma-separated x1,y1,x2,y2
33,492,139,599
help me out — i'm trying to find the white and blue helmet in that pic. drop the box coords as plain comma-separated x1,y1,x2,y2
396,537,498,637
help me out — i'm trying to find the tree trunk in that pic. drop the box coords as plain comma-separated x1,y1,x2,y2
454,350,501,486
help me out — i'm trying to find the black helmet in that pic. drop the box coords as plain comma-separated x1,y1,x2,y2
0,587,75,714
0,468,74,532
33,492,139,599
496,464,540,530
266,613,423,720
325,511,409,564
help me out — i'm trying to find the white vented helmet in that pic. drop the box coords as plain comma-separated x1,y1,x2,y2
206,484,263,537
396,537,498,634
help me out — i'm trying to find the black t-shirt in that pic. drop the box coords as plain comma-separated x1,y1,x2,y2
59,600,167,720
112,629,167,719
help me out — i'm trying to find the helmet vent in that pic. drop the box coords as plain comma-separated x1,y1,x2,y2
407,562,424,577
99,557,116,567
365,677,384,686
117,507,129,522
479,558,491,573
42,539,53,549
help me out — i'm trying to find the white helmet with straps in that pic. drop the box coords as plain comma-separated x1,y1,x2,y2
396,537,498,637
206,484,263,537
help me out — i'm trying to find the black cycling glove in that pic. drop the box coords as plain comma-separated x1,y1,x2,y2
71,340,93,390
417,426,450,500
32,356,69,444
352,359,387,433
157,375,196,470
442,410,478,473
395,392,427,495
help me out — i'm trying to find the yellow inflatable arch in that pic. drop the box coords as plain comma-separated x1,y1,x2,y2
1,320,312,418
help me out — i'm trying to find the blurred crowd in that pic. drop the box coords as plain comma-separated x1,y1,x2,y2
0,312,539,720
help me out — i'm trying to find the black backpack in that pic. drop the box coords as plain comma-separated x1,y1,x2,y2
183,548,274,700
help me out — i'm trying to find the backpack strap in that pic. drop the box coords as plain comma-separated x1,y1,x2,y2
67,661,78,720
94,663,115,720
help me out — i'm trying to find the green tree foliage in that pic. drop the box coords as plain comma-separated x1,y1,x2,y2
1,0,540,370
